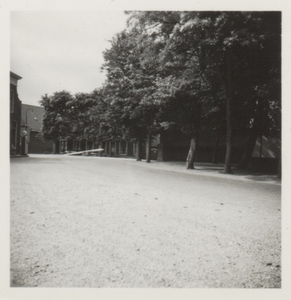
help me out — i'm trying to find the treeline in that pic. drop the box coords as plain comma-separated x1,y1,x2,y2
39,11,281,173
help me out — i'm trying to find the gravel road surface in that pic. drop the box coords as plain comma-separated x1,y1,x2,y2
10,155,281,288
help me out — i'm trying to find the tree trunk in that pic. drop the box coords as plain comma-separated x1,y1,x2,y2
212,131,220,164
186,134,199,170
224,50,233,174
146,130,151,163
136,136,142,161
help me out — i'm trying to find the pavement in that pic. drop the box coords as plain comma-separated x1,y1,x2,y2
10,154,281,288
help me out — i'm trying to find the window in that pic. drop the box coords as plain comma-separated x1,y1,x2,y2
119,141,127,155
10,90,14,113
11,120,17,149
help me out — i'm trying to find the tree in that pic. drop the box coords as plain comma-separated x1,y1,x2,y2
199,12,281,172
39,90,103,151
101,27,163,162
39,91,74,152
237,12,281,170
81,88,108,146
154,11,281,173
40,11,281,172
126,12,204,168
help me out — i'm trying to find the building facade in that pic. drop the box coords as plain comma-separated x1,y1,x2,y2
10,72,22,155
21,104,54,154
54,137,159,160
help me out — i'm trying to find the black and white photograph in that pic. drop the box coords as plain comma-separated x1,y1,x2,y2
1,0,291,299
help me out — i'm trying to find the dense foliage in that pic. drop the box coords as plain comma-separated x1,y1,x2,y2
39,11,281,172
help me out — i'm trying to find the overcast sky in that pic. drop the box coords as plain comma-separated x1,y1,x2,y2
11,11,128,106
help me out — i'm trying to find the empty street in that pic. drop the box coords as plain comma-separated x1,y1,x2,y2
10,155,281,288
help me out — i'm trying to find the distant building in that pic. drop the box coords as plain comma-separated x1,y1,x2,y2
10,72,22,155
21,104,54,154
101,136,160,160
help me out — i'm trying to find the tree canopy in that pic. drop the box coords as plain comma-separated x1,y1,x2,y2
39,11,281,172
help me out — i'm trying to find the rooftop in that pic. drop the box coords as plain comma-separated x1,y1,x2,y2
10,71,22,80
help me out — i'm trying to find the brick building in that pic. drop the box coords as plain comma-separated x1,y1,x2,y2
10,72,22,155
